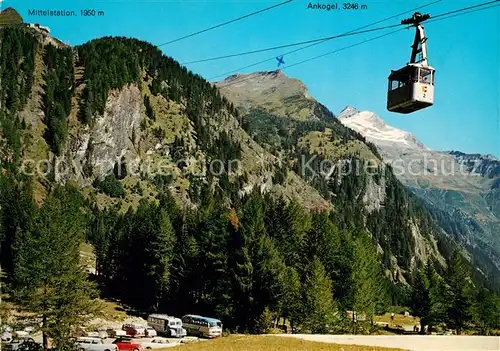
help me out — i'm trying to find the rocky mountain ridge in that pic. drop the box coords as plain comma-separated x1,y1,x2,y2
338,107,428,150
448,151,500,179
338,107,500,279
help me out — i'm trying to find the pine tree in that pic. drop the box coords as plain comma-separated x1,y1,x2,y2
426,263,449,332
410,268,431,333
228,223,254,332
279,266,302,332
11,186,99,351
168,213,198,315
472,288,500,335
254,306,274,334
129,200,175,311
302,212,352,303
252,233,286,330
301,258,339,333
445,250,473,335
351,234,388,331
268,199,310,269
0,173,35,275
144,95,155,120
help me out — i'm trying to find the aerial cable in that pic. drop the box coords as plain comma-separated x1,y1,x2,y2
185,0,499,66
209,0,443,80
157,0,293,47
279,28,407,72
428,0,499,20
426,2,500,24
216,0,500,89
216,28,406,89
182,23,403,64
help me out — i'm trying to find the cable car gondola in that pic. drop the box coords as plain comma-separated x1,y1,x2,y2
387,12,435,114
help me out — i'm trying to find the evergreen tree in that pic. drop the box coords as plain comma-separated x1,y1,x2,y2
190,205,231,322
228,222,254,332
132,201,176,311
302,212,352,304
410,268,431,333
268,199,310,269
252,233,286,330
11,186,99,351
301,258,339,333
0,172,35,275
472,288,500,335
426,263,449,332
168,213,198,315
351,234,388,330
445,250,474,334
279,266,302,332
144,94,155,120
410,262,451,334
254,306,274,334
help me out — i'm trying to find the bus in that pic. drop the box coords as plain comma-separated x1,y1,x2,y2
181,315,222,338
146,314,186,338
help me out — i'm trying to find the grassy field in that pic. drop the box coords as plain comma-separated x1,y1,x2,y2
169,335,404,351
98,299,129,321
373,313,419,327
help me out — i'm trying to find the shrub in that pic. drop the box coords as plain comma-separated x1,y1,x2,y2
94,174,125,198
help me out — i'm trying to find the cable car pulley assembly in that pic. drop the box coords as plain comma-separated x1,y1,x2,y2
387,12,435,114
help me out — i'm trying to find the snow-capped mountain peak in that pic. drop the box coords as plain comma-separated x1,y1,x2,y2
338,107,428,150
337,105,360,119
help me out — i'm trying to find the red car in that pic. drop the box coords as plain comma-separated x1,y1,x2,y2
112,338,143,351
122,324,146,338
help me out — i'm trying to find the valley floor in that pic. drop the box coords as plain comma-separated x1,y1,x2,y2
276,334,500,351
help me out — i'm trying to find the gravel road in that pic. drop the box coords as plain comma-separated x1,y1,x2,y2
276,334,500,351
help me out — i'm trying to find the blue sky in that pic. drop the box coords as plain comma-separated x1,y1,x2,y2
4,0,500,156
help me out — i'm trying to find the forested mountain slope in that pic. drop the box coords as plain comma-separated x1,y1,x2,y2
339,107,500,287
217,72,454,280
0,24,497,337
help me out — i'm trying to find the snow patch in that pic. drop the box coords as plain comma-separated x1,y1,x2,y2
338,109,428,150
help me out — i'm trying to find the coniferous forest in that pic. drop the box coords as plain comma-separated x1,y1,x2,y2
0,26,499,351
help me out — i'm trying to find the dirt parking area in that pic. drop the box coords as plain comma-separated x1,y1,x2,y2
276,334,500,351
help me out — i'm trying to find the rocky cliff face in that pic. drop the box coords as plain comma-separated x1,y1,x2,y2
11,35,331,213
63,84,142,184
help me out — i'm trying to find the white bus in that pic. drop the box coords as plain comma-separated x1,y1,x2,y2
147,314,186,338
181,315,222,338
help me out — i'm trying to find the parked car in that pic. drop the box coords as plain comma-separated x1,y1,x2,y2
144,327,157,338
95,327,109,339
122,324,146,338
85,331,107,340
112,338,144,351
106,329,127,338
13,331,29,338
1,331,13,342
3,337,41,351
75,337,118,351
139,338,178,349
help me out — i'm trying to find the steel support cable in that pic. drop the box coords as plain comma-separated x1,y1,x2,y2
158,0,294,46
209,0,443,80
